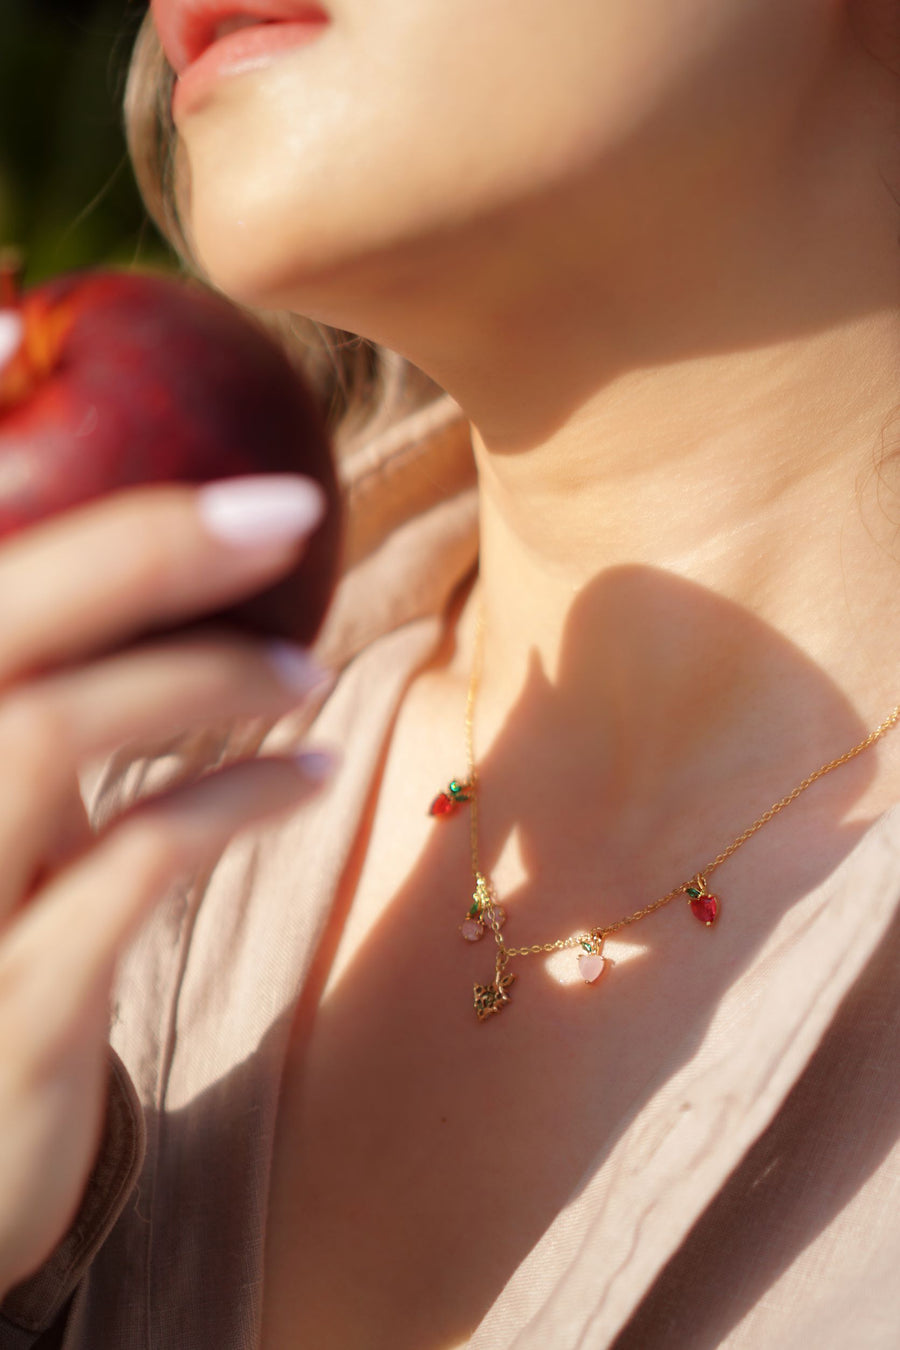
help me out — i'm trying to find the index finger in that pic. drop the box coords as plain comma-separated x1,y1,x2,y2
0,474,326,686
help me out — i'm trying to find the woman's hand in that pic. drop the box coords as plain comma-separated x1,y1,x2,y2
0,474,337,1296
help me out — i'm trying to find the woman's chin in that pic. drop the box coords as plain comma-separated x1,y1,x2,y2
186,190,337,315
184,180,418,332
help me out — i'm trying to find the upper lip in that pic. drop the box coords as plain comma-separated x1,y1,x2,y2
151,0,329,76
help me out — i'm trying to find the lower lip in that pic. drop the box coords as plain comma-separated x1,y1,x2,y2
173,21,329,118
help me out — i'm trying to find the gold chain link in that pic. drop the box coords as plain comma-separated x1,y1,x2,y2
464,588,900,961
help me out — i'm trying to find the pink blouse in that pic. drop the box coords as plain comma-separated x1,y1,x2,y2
3,389,900,1349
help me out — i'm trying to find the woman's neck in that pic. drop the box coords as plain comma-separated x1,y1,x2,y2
416,26,900,829
294,10,900,827
463,309,900,778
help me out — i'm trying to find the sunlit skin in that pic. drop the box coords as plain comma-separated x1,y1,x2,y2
158,1,900,1344
164,0,900,848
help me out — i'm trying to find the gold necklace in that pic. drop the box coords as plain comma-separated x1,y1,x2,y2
429,593,900,1022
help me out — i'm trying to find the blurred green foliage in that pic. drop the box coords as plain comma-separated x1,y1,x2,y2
0,0,176,285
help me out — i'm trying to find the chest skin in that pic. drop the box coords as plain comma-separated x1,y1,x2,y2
259,603,893,1350
257,749,830,1343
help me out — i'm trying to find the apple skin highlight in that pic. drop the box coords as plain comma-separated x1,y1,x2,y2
0,268,343,648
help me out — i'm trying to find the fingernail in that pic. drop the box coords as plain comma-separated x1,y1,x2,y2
294,748,339,781
265,641,334,698
197,475,326,548
0,312,24,372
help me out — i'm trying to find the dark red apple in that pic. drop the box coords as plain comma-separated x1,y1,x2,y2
0,261,342,647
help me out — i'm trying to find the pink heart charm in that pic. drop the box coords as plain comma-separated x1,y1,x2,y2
577,952,606,984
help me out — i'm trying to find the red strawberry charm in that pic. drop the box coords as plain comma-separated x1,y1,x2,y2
685,879,720,926
429,792,456,817
428,778,473,818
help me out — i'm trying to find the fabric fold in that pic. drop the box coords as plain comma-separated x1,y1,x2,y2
0,1050,146,1343
467,803,900,1348
3,382,900,1349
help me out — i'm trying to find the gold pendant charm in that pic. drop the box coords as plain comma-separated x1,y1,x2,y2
474,948,516,1021
474,970,516,1021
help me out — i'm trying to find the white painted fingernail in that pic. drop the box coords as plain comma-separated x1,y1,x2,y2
294,748,339,781
265,641,333,697
197,475,326,547
0,311,24,372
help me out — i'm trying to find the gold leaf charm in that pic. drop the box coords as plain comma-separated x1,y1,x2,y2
473,970,517,1021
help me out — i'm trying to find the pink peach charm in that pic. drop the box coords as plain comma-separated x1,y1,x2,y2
460,918,485,942
577,952,607,984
